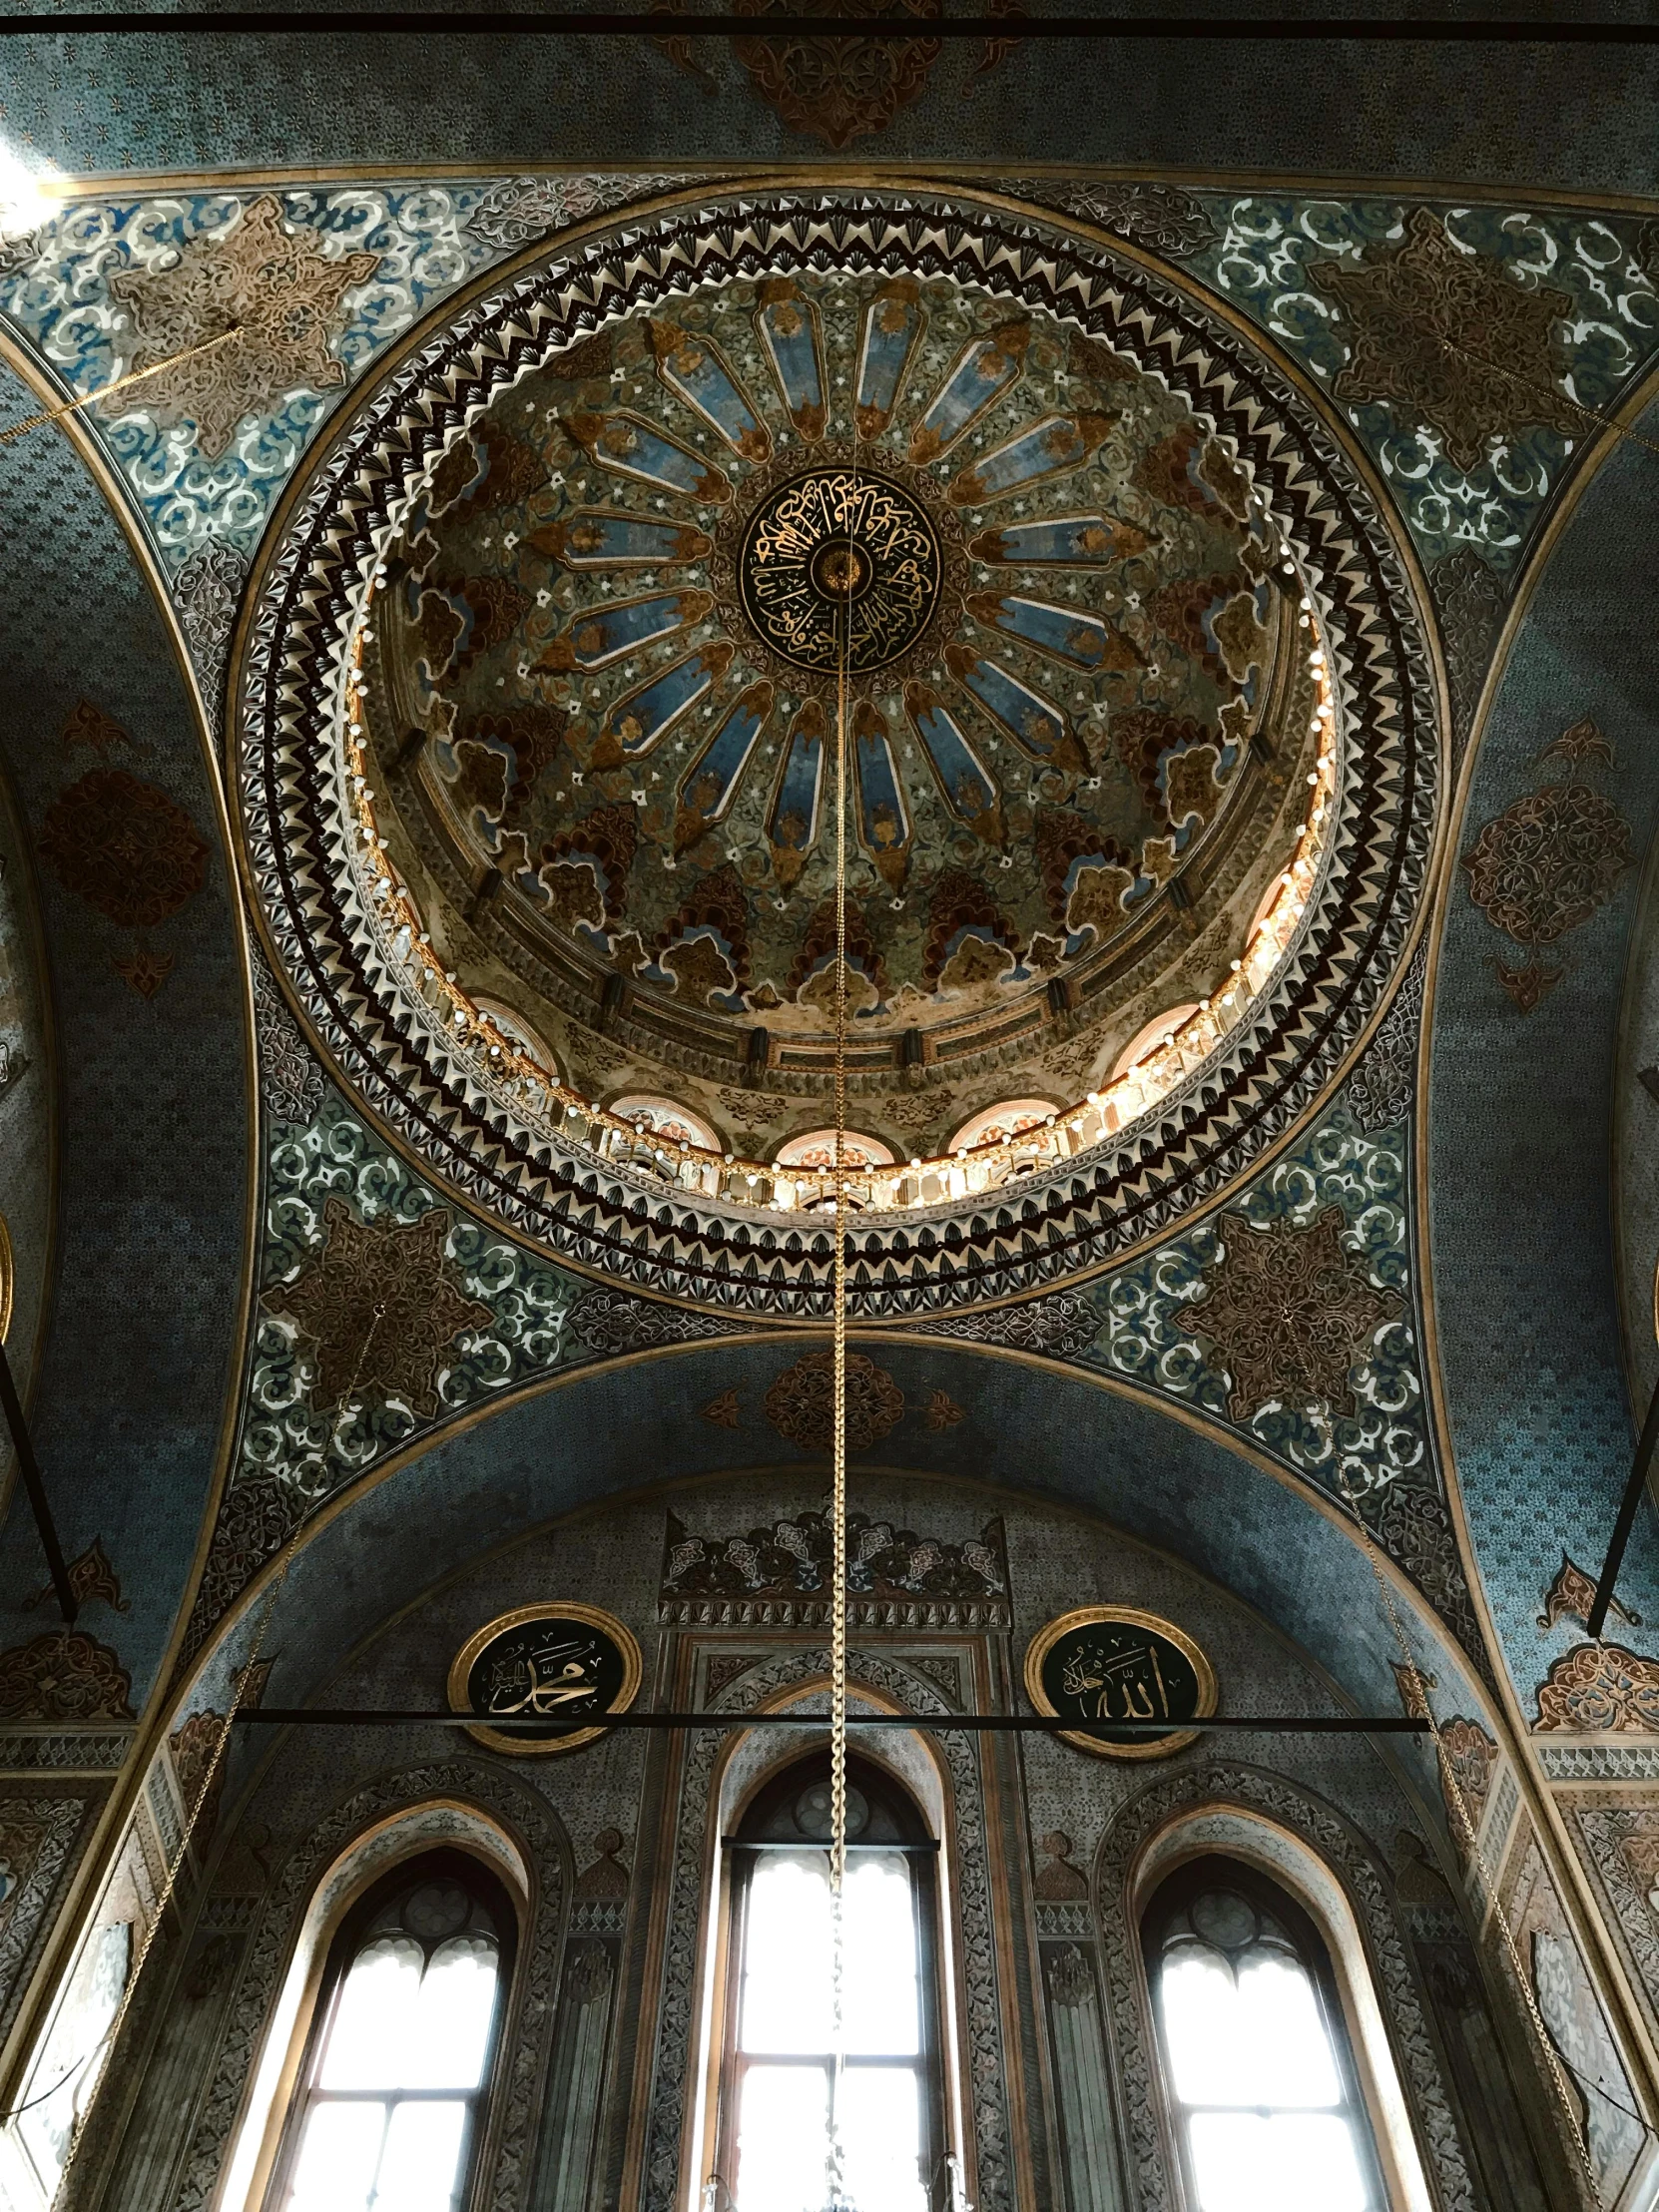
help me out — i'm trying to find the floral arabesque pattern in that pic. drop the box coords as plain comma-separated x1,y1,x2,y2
106,195,379,460
269,1198,495,1416
1535,1643,1659,1734
184,1090,584,1661
1174,1205,1401,1426
0,184,509,574
1082,1104,1422,1505
37,769,208,927
764,1348,905,1448
1462,764,1633,1010
1181,196,1659,571
1310,207,1582,471
1463,784,1632,944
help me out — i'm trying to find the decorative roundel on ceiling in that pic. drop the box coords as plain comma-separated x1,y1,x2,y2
238,187,1441,1323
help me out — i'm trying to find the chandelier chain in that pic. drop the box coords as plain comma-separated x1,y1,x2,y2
825,449,858,2212
0,326,242,446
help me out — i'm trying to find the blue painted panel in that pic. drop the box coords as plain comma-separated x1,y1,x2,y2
567,410,732,503
535,510,712,568
968,591,1116,670
676,682,774,835
947,412,1112,504
768,702,826,876
757,286,827,439
966,515,1126,566
651,323,772,461
908,324,1029,462
903,683,999,832
551,589,712,670
946,646,1078,766
854,705,910,879
599,646,731,758
854,283,924,439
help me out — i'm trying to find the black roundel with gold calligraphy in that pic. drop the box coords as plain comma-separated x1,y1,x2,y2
1024,1605,1216,1760
739,466,943,675
448,1602,642,1755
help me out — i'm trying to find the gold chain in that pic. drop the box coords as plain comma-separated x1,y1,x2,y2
1332,1462,1604,2205
826,450,857,2212
0,327,242,447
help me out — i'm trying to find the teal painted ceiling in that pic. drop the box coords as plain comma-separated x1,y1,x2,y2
0,96,1653,1794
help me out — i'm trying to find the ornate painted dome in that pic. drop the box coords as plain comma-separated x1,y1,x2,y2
239,186,1439,1319
356,273,1301,1134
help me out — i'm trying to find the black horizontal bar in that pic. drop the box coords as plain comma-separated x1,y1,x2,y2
236,1707,1428,1736
725,1837,940,1851
1,11,1654,35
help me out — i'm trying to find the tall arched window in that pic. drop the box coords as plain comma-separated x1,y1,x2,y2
268,1850,515,2212
1144,1856,1386,2212
716,1753,944,2212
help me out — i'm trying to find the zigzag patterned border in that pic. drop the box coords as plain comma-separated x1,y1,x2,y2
238,187,1440,1322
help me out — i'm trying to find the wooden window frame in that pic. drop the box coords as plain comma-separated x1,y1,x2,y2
263,1848,518,2212
713,1756,947,2209
1141,1853,1390,2212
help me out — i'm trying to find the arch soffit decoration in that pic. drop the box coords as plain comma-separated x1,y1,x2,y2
0,348,252,1705
174,1343,1494,1809
1420,381,1659,1712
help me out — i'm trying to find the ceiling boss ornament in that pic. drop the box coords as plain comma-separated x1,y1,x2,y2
237,188,1439,1320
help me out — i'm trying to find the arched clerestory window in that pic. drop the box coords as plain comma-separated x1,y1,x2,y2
715,1752,945,2212
1143,1855,1387,2212
267,1849,516,2212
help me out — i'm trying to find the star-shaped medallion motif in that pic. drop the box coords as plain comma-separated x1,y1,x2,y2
1313,208,1580,470
1177,1207,1400,1424
269,1198,492,1415
108,195,379,459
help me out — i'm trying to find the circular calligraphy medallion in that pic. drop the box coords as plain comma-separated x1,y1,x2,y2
448,1601,642,1756
1023,1605,1216,1760
738,467,943,674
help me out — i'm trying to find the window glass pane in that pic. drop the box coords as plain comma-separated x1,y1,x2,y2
1160,1946,1242,2106
288,2099,385,2212
842,1856,919,2056
1162,1944,1341,2112
741,1854,833,2054
375,2098,470,2212
1235,1952,1341,2107
320,1937,424,2090
734,2062,830,2212
405,1935,500,2089
1187,2110,1367,2212
839,2065,927,2212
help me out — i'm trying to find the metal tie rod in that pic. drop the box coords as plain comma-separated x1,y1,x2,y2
0,1336,78,1626
4,12,1658,35
236,1707,1428,1736
1587,1375,1659,1642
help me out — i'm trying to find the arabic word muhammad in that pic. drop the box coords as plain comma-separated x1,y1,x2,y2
1040,1620,1202,1747
740,467,942,674
466,1615,630,1739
